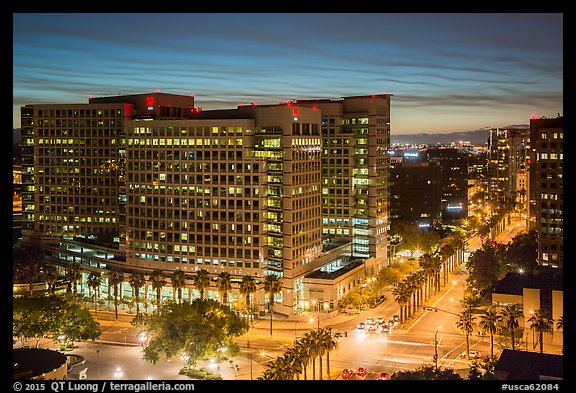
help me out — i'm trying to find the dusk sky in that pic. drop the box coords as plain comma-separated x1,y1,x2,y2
13,13,563,134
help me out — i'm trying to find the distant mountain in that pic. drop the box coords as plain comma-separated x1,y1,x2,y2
391,125,529,146
391,129,489,146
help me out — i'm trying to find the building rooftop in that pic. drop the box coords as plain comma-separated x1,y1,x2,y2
13,348,68,379
305,259,365,280
492,270,563,296
494,349,563,380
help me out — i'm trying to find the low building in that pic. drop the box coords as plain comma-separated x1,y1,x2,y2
491,269,563,349
13,348,68,380
494,349,562,380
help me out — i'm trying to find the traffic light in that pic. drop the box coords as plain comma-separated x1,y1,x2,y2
434,307,439,312
422,305,427,310
433,354,438,360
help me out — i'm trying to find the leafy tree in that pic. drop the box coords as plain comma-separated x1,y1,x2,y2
264,274,283,336
391,364,462,380
64,263,82,299
466,242,506,298
556,315,563,331
42,264,60,294
143,299,248,371
194,269,211,300
501,230,538,273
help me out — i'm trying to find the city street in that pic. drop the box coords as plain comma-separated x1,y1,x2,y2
15,216,542,381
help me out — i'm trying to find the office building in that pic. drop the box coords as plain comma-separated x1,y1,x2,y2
529,116,563,268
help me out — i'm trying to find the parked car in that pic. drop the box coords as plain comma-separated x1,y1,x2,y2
380,325,391,334
357,322,366,330
377,372,391,380
365,317,375,325
356,367,368,377
340,369,354,379
460,350,481,359
376,316,386,324
388,318,397,327
392,314,400,322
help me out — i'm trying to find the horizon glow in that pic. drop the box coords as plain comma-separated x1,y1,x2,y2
13,13,563,134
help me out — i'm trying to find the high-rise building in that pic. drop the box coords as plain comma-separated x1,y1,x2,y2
297,95,391,265
425,148,469,222
19,93,388,318
487,127,530,209
529,116,563,268
389,160,442,228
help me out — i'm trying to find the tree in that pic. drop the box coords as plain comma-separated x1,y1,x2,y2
294,336,311,380
129,272,146,315
499,304,524,351
319,327,338,380
392,282,409,324
456,309,477,360
216,271,232,307
264,274,283,336
556,315,563,331
194,269,211,300
170,269,187,304
391,364,462,380
42,264,60,295
149,269,167,313
86,272,102,316
107,269,124,320
479,306,503,359
239,275,257,325
501,230,538,274
64,263,82,300
466,242,505,298
528,309,554,354
143,299,248,371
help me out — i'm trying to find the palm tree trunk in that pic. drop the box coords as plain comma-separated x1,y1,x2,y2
490,333,494,358
466,333,470,360
312,359,316,380
269,301,274,336
539,332,544,353
326,352,330,380
319,356,323,380
511,329,516,351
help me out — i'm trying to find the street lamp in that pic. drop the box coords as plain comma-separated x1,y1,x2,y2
139,332,147,347
309,316,320,330
434,326,442,371
96,349,100,380
114,367,123,380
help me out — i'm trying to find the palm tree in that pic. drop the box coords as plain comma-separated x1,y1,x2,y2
311,329,326,380
86,271,102,316
284,347,303,380
264,274,283,336
295,337,311,380
107,269,124,320
194,269,211,300
170,269,187,304
479,306,503,359
499,304,524,351
64,263,82,300
528,309,554,354
149,269,167,313
301,331,319,379
42,264,60,294
456,309,477,359
556,315,563,331
216,271,232,307
439,242,454,286
320,327,338,380
239,274,257,325
392,282,409,324
128,272,146,315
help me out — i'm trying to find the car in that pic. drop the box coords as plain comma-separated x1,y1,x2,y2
376,372,391,380
376,316,385,324
388,318,397,327
340,369,354,379
392,314,400,322
380,325,390,334
357,322,366,330
356,367,368,377
365,317,375,325
460,350,481,359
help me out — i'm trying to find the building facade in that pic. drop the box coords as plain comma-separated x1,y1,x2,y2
528,116,563,268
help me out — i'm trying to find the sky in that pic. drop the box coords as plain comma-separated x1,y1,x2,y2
12,13,563,134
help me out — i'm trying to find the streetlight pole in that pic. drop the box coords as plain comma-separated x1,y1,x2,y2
97,349,100,380
434,327,441,372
